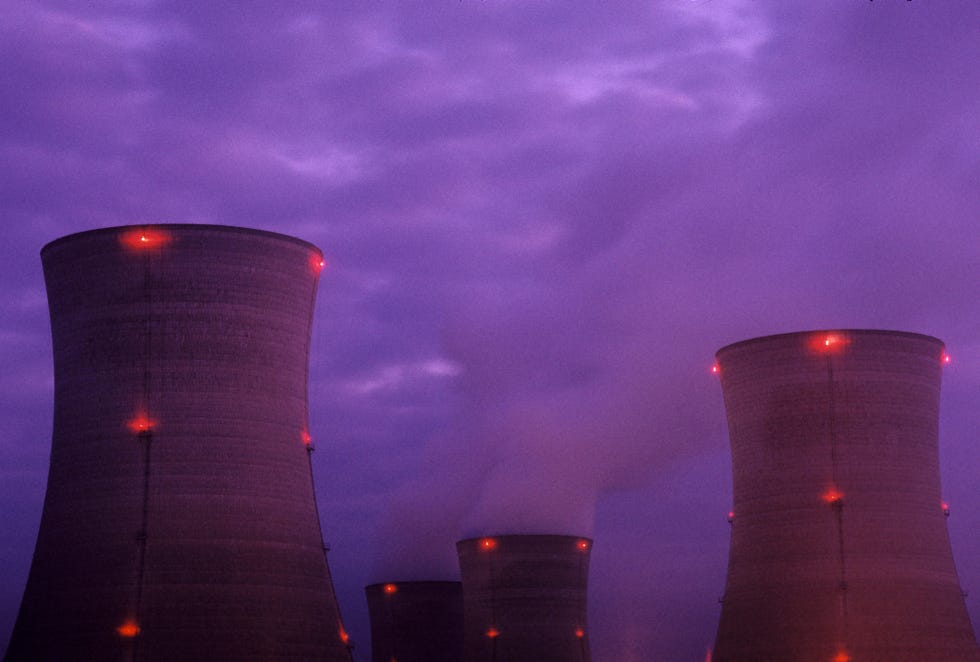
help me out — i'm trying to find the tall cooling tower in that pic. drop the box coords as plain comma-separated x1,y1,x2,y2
456,534,592,662
6,225,352,661
365,581,463,662
712,330,979,662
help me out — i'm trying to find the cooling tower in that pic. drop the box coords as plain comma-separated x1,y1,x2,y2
712,330,979,662
6,225,352,661
456,534,592,662
365,581,464,662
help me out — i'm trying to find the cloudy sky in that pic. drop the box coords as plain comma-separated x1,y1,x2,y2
1,1,978,659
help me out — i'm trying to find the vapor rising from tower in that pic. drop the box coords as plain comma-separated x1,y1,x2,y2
6,225,352,661
712,330,979,662
457,534,592,662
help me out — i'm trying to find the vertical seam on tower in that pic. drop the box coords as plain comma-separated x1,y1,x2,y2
133,242,153,662
386,589,396,662
826,355,848,650
489,548,497,662
578,552,587,661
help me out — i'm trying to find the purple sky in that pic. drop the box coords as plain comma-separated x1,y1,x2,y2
2,1,978,659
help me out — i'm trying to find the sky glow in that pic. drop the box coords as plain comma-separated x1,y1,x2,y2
1,1,978,659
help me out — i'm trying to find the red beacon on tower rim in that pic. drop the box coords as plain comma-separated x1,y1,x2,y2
810,332,849,354
120,227,172,250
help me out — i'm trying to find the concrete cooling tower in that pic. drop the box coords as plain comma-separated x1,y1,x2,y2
365,581,463,662
6,225,352,661
712,330,979,662
456,534,592,662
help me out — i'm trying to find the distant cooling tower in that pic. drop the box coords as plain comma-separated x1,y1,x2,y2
365,581,464,662
712,330,979,662
457,534,592,662
6,225,352,661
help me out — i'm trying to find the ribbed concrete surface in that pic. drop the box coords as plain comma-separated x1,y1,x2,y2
365,581,463,662
457,534,591,662
7,225,351,661
712,330,979,662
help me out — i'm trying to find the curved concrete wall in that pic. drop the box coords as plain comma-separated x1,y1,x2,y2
365,581,463,662
712,330,979,662
457,534,591,662
7,225,351,661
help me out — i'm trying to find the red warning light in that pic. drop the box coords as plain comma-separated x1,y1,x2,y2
727,511,734,523
942,353,951,365
810,332,848,354
942,502,950,517
833,651,851,662
339,628,350,644
822,489,843,505
310,253,326,274
575,628,585,638
127,415,154,434
117,620,140,637
577,540,590,551
711,364,720,375
480,538,497,551
384,583,398,594
486,627,500,639
301,431,312,446
120,227,171,250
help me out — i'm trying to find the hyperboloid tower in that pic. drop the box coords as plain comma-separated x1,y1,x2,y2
365,580,464,662
712,329,979,662
6,225,352,661
457,534,592,662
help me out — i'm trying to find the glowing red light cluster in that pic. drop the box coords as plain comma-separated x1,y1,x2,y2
301,431,312,446
727,511,734,523
711,364,720,375
117,620,140,637
383,583,397,594
942,353,951,365
943,502,951,517
575,628,585,638
480,538,497,551
833,651,851,662
822,489,843,505
809,332,848,354
127,415,154,434
577,540,590,551
486,627,500,639
120,227,171,250
310,253,326,274
339,628,350,644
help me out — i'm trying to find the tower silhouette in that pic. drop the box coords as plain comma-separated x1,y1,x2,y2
457,534,592,662
7,225,351,661
712,330,979,662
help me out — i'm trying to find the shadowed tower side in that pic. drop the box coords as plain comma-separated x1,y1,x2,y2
365,581,463,662
712,329,979,662
457,534,592,662
6,225,352,661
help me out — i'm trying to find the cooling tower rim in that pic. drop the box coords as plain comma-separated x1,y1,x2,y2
365,580,462,591
456,533,593,547
715,328,943,358
41,223,322,256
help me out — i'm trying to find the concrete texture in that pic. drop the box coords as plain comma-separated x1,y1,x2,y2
365,581,463,662
457,534,591,662
712,329,979,662
6,225,351,661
